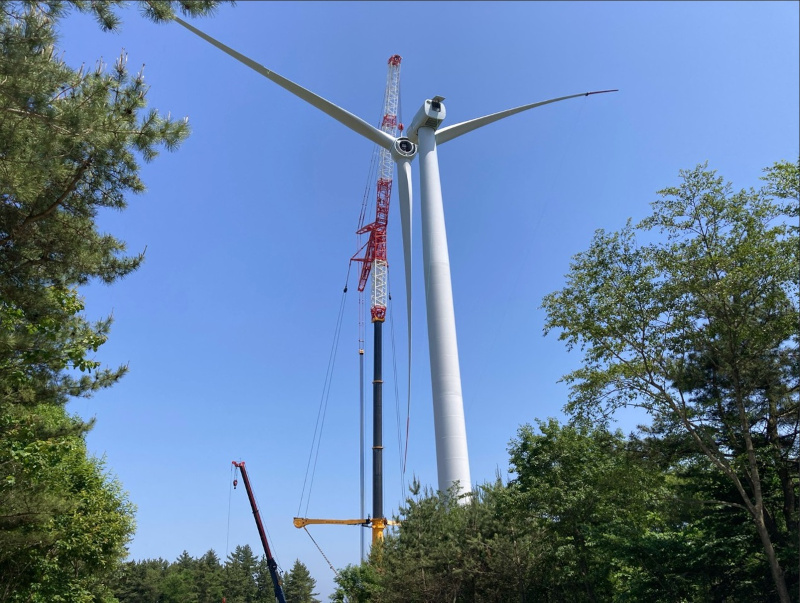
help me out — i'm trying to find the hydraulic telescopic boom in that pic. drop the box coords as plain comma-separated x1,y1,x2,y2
232,461,287,603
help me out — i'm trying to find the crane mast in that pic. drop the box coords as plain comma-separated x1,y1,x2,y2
354,54,402,323
292,56,403,552
350,54,402,547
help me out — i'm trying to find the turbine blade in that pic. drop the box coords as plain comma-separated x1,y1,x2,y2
435,90,618,145
173,17,395,151
395,157,414,421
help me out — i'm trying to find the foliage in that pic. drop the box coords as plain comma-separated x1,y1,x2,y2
0,1,232,600
506,419,662,601
326,160,799,603
333,415,796,602
541,160,799,601
330,562,382,603
331,480,547,602
195,549,226,603
113,558,170,603
282,559,320,603
0,412,135,602
111,547,315,603
224,544,260,603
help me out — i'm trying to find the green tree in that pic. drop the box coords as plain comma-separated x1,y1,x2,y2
281,559,319,603
507,419,663,601
161,551,200,603
195,549,225,603
506,417,769,602
366,480,545,602
330,562,382,603
0,1,231,600
627,448,779,602
0,428,135,602
224,544,260,603
111,548,262,603
541,161,799,602
112,558,169,603
0,287,137,601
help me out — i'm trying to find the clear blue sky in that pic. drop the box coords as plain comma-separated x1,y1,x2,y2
59,1,798,598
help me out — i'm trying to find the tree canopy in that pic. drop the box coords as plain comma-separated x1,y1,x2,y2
282,559,320,603
541,160,799,601
111,546,317,603
0,1,231,599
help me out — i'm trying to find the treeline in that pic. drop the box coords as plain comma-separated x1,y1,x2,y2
112,547,319,603
334,418,798,602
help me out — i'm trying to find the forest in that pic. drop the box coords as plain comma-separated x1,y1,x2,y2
111,549,319,603
0,2,797,602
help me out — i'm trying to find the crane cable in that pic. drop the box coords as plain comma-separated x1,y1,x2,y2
303,527,339,577
296,269,351,517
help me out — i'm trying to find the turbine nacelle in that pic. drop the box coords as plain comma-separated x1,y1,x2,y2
407,96,446,143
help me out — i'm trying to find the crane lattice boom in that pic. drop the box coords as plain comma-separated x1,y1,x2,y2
354,55,402,322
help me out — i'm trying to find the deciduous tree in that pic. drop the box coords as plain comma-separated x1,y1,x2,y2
541,160,799,601
507,419,663,601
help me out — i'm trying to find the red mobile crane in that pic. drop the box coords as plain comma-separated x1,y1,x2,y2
232,461,287,603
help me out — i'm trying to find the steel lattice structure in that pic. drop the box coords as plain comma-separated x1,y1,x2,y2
354,55,402,322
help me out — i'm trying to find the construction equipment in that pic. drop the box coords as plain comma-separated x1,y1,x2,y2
353,54,402,323
232,461,287,603
294,55,404,548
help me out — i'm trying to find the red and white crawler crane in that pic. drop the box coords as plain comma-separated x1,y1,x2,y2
351,54,403,542
354,54,403,324
292,56,403,548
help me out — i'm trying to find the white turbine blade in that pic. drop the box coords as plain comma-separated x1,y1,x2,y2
435,90,618,145
173,17,395,151
395,158,414,349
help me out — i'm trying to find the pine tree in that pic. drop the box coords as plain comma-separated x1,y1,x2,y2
0,2,231,600
195,549,225,603
224,545,260,603
282,559,320,603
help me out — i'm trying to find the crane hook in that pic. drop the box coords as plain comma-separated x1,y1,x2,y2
233,478,238,489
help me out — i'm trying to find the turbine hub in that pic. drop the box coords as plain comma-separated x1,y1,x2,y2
391,137,417,160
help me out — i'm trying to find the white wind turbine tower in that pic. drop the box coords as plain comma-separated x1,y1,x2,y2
174,17,616,496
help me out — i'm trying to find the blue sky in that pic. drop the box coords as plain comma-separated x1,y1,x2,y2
58,1,798,598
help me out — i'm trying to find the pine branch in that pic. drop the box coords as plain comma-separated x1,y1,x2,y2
0,158,92,244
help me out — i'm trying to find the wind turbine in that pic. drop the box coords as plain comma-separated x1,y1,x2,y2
173,17,616,496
